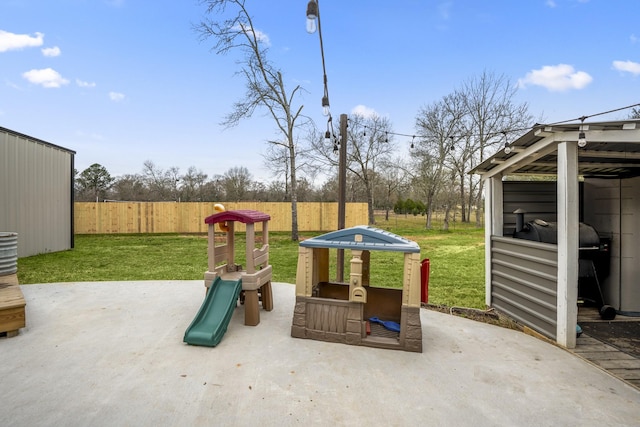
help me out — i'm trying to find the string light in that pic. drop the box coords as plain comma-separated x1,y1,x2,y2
346,102,639,150
577,116,587,148
322,95,330,117
306,0,331,117
503,131,511,154
305,0,318,34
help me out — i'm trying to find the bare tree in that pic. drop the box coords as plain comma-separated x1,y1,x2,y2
110,174,146,201
377,156,410,221
180,167,209,202
307,113,394,224
413,93,466,228
221,166,254,201
196,0,308,240
457,70,533,226
142,160,180,201
346,114,395,224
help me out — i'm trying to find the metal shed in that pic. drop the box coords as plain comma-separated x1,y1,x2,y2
472,119,640,348
0,127,75,257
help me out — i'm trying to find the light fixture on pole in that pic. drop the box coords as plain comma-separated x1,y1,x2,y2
306,0,318,33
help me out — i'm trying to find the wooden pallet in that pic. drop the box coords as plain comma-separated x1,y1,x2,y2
0,274,25,338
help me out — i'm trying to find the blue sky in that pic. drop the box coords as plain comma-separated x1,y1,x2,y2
1,0,639,183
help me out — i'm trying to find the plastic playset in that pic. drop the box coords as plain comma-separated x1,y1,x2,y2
183,205,273,347
290,225,423,352
184,206,424,352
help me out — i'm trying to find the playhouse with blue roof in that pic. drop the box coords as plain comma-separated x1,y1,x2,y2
290,225,423,352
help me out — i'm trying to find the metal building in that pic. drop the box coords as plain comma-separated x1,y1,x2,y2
0,126,75,257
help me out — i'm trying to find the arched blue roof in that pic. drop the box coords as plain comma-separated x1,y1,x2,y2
300,225,420,253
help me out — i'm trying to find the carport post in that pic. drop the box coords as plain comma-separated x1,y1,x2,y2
556,141,579,348
484,176,503,307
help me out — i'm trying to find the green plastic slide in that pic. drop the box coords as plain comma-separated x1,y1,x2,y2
183,277,243,347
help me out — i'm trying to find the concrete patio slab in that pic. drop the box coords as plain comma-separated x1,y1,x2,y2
1,281,638,426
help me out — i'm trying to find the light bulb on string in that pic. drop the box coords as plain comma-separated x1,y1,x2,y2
502,131,512,154
306,0,318,33
321,95,330,116
578,117,587,148
410,136,415,149
577,132,587,148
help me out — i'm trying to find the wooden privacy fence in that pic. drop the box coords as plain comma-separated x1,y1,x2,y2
74,202,369,234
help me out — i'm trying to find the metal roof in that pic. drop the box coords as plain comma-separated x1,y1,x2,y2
471,120,640,179
300,225,421,253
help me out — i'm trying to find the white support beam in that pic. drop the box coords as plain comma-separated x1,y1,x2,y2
556,141,579,348
484,176,503,307
481,136,560,179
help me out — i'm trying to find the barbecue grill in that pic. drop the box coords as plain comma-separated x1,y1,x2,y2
513,217,615,320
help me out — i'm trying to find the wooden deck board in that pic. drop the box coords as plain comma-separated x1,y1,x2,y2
573,306,640,390
575,351,636,360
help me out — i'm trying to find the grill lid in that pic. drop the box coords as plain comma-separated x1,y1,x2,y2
513,219,600,247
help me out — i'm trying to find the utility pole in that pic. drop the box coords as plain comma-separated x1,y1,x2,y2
337,113,347,281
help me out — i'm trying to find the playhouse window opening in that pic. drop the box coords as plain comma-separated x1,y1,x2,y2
317,249,404,289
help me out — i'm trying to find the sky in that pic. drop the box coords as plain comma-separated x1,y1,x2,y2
1,0,639,184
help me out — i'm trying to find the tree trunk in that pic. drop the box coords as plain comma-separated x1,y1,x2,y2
289,138,299,241
459,172,466,222
475,179,484,228
443,204,450,231
366,179,375,225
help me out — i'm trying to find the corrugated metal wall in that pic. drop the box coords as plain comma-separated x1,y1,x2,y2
496,181,560,339
0,127,74,257
502,181,557,236
490,236,558,339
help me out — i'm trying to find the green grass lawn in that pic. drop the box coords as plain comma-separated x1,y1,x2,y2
17,214,486,309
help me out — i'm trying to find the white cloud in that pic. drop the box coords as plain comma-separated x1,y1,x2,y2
109,91,125,101
76,79,96,88
517,64,592,91
0,30,44,52
613,60,640,76
351,104,379,118
41,46,61,57
546,0,557,8
22,68,69,88
631,34,638,44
